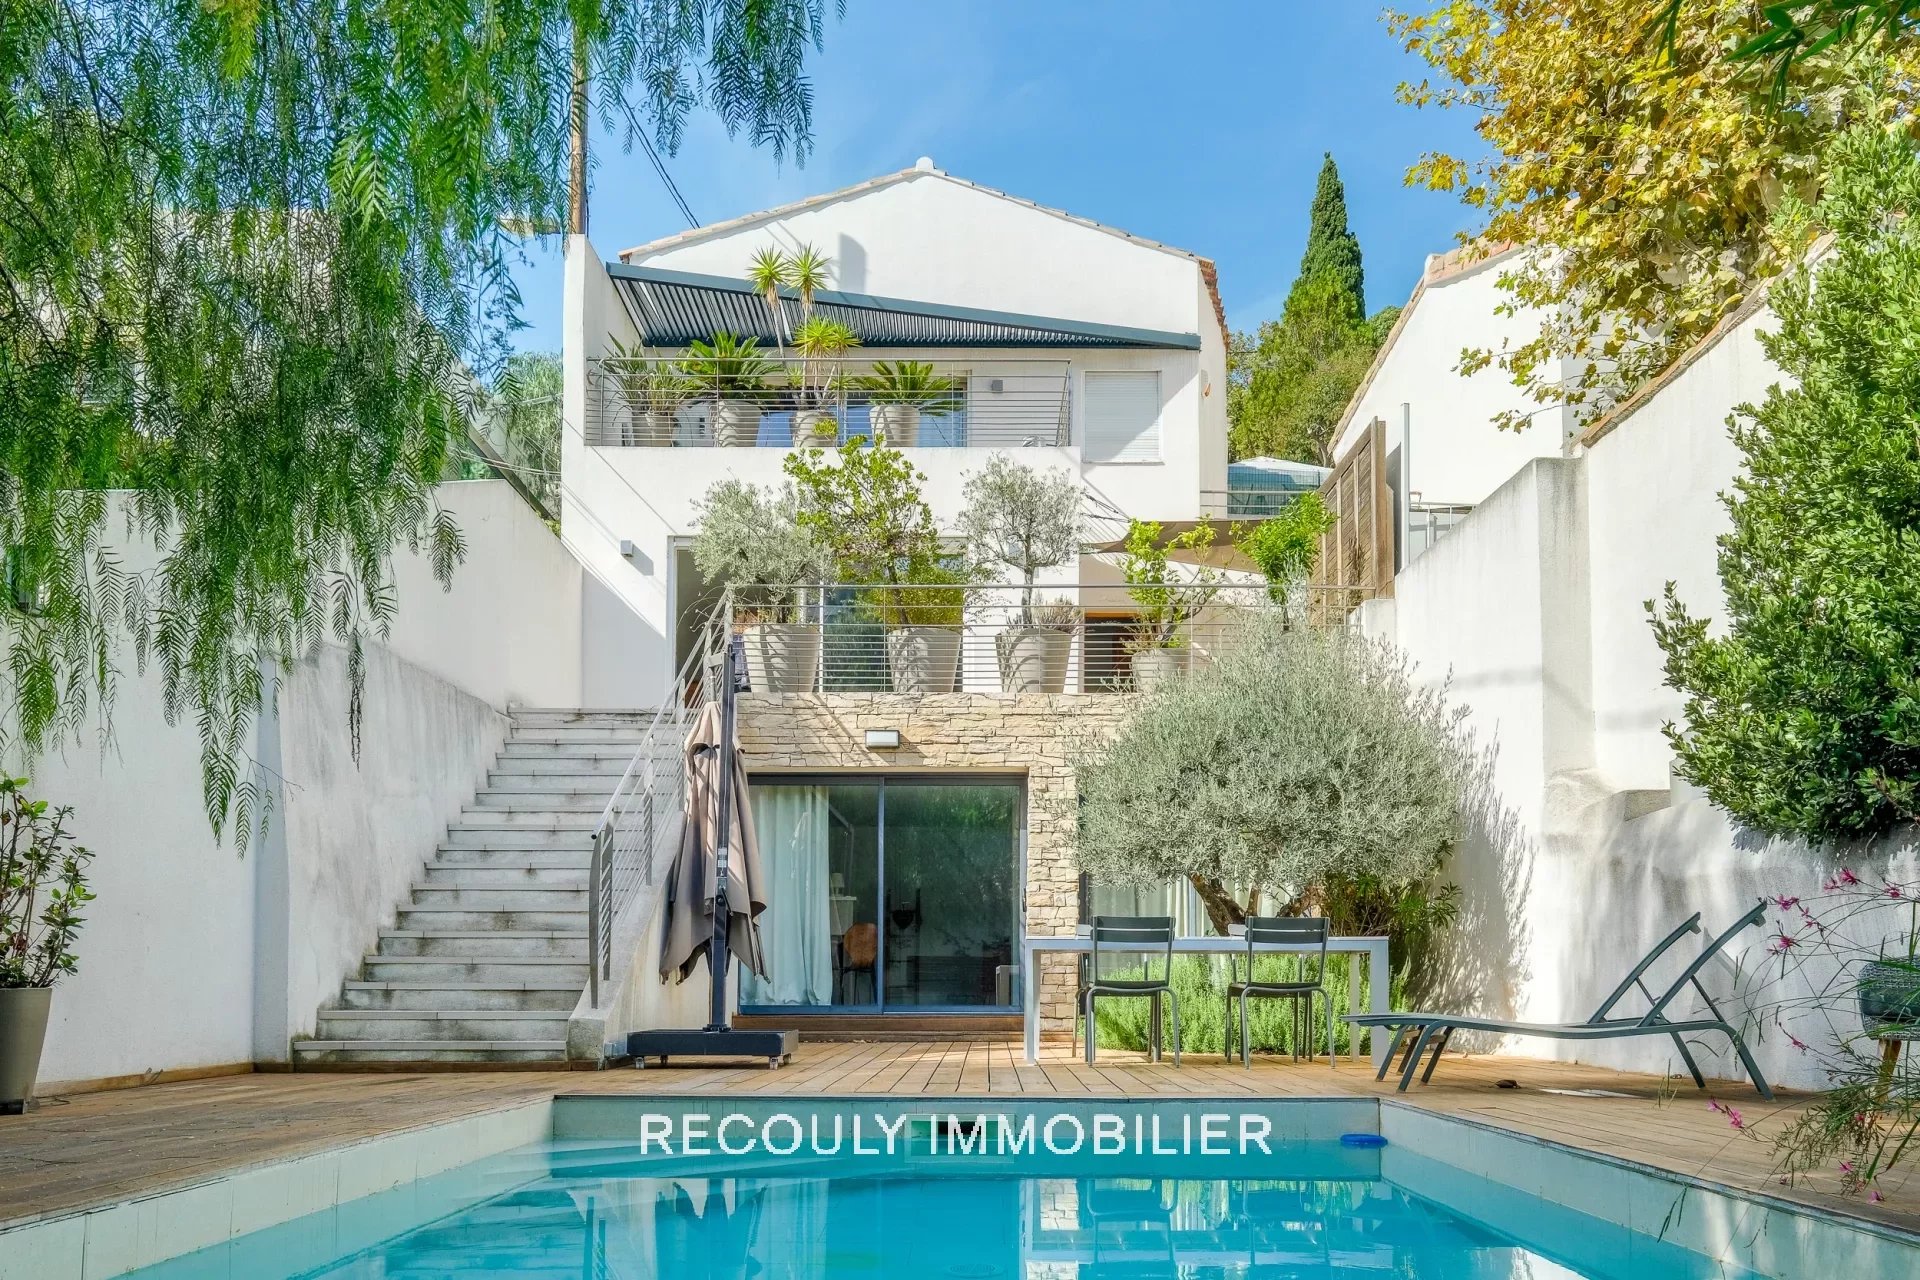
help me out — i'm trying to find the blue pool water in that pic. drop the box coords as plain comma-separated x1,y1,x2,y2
123,1133,1769,1279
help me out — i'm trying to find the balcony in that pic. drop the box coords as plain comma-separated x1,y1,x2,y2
583,357,1069,449
715,581,1370,696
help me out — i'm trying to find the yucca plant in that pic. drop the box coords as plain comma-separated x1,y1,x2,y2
678,332,776,446
790,317,860,447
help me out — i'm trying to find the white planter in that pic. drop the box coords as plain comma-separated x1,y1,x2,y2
871,403,920,447
714,400,760,447
793,408,839,448
1130,647,1184,692
741,623,821,693
998,627,1071,694
625,407,675,446
887,625,963,693
0,986,51,1114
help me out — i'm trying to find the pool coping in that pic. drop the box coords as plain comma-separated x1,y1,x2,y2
2,1090,1914,1279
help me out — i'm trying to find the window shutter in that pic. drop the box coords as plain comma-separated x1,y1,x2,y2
1082,371,1161,463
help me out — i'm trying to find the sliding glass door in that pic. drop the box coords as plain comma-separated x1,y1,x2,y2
740,777,1021,1012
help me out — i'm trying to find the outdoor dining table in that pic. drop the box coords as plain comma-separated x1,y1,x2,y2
1020,931,1393,1068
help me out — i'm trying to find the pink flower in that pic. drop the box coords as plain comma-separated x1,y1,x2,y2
1707,1099,1746,1129
1840,868,1860,886
1840,1161,1855,1174
1773,895,1801,910
1870,1190,1885,1204
1788,1034,1810,1054
1888,883,1905,900
1768,933,1798,954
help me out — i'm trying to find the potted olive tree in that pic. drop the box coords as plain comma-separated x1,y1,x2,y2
856,360,963,447
1,777,94,1115
1121,518,1223,691
691,479,832,692
958,454,1083,693
790,317,860,448
678,332,774,447
786,438,977,693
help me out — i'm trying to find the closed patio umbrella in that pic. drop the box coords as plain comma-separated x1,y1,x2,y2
661,699,771,984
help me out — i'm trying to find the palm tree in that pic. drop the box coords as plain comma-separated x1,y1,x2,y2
787,243,833,317
747,246,793,351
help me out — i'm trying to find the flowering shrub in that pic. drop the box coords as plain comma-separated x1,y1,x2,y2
1738,873,1920,1199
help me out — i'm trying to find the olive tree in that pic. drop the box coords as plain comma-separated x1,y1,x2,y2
1070,616,1470,936
689,479,829,623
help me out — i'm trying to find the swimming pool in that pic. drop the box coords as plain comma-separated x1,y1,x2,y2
98,1096,1877,1279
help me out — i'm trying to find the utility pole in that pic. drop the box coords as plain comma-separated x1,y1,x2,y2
569,25,589,235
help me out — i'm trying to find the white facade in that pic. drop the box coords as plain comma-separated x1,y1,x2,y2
1359,279,1913,1091
1330,246,1572,513
561,163,1231,707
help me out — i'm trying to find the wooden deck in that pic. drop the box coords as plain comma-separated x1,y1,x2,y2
2,1042,1914,1241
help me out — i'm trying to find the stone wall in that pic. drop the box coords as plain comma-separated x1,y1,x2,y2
735,692,1135,1036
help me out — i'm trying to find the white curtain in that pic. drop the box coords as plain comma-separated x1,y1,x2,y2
740,786,834,1006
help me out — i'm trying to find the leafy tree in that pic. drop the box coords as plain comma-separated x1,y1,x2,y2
0,2,838,842
1236,492,1335,601
689,479,829,623
1388,0,1916,432
1229,154,1395,463
1295,154,1366,326
784,438,948,588
1229,278,1396,464
1650,125,1920,845
1650,2,1920,103
958,454,1082,622
1071,618,1470,936
482,352,564,510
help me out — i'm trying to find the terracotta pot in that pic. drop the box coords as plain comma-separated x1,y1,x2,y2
998,627,1071,693
713,400,761,447
0,986,52,1115
740,623,821,693
886,625,963,693
1130,647,1184,692
871,403,920,447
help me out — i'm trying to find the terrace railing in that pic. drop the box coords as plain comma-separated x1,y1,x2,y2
585,608,726,1005
583,357,1070,449
722,580,1368,696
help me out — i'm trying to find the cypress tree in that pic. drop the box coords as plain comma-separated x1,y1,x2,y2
1289,153,1366,324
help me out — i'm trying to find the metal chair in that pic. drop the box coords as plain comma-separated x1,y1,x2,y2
1083,915,1180,1065
1225,916,1334,1069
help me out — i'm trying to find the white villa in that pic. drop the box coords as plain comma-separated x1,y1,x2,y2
560,156,1231,708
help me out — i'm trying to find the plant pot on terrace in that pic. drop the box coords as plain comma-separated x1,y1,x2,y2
740,622,822,693
997,599,1078,694
1130,646,1183,692
1859,959,1920,1037
859,361,962,448
887,625,963,693
0,987,51,1116
0,778,94,1116
793,409,840,449
677,332,775,448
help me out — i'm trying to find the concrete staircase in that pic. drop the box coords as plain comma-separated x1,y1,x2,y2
292,708,655,1067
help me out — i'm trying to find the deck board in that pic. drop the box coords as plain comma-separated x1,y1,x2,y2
1,1043,1914,1242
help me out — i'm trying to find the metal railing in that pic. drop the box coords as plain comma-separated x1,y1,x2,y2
1407,500,1473,565
1200,487,1324,520
583,357,1070,449
724,581,1369,696
586,610,725,1005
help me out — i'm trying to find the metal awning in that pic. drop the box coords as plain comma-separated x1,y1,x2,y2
606,263,1201,351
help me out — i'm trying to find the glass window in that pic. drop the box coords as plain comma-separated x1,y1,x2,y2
741,778,1022,1011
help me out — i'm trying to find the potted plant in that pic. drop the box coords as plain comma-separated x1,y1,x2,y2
1121,518,1223,692
958,454,1083,693
786,438,977,693
790,317,860,448
607,336,689,445
1,777,94,1115
856,360,963,447
690,479,832,692
677,332,775,447
1720,876,1920,1200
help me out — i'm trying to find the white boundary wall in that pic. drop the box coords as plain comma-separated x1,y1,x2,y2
27,481,588,1085
1367,300,1918,1091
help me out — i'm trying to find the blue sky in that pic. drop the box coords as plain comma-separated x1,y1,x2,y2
504,1,1486,353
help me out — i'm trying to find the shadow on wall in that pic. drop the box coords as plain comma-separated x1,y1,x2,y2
1419,727,1535,1046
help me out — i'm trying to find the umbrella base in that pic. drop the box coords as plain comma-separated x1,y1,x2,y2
627,1027,798,1069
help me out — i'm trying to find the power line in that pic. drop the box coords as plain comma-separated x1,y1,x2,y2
622,101,698,229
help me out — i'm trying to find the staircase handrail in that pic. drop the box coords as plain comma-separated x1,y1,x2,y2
586,600,727,1004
